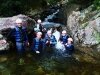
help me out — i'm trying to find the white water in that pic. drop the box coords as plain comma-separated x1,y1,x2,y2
44,9,59,22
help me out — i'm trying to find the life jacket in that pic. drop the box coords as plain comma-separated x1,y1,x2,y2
32,38,43,52
60,35,69,44
14,26,28,42
65,44,74,55
45,35,57,47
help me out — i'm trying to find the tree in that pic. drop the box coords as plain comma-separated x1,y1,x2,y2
93,0,100,10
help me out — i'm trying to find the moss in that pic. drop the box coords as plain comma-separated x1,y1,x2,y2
81,22,88,29
94,30,100,42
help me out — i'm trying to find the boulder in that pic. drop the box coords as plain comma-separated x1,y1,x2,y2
0,34,9,51
0,14,35,30
67,5,100,55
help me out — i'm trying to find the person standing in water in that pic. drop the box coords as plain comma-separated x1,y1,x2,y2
45,30,57,47
11,18,29,55
59,30,69,44
65,38,74,57
31,32,44,54
34,19,46,38
34,19,43,32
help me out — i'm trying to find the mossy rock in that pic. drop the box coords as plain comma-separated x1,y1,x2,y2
93,30,100,42
34,66,45,75
81,22,88,29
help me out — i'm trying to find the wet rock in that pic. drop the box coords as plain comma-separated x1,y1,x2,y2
35,66,45,75
39,58,56,72
0,34,9,51
60,0,69,5
0,56,7,63
0,14,35,30
0,65,5,70
65,4,100,61
18,58,25,65
67,5,100,47
0,70,10,75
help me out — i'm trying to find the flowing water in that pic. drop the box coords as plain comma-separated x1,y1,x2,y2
0,49,100,75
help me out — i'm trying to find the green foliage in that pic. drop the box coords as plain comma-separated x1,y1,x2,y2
94,30,100,42
93,0,100,10
81,22,88,29
0,0,61,17
47,0,61,4
0,0,25,16
0,0,46,17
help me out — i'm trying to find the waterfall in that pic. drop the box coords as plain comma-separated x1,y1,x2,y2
42,8,61,28
44,9,59,22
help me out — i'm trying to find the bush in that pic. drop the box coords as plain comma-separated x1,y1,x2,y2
0,0,46,17
93,0,100,10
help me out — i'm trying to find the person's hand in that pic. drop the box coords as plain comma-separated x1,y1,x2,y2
36,51,40,54
50,41,52,44
65,43,68,45
26,41,29,46
46,41,49,44
27,42,29,46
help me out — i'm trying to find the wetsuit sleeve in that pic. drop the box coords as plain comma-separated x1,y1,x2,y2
24,28,28,42
31,38,35,51
52,36,57,45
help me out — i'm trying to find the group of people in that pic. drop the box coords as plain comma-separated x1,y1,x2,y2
9,18,74,57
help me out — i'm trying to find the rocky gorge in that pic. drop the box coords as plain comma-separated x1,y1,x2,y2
0,0,100,75
63,3,100,63
0,0,100,62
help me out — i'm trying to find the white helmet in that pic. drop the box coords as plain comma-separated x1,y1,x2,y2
62,30,66,34
37,19,42,23
16,18,23,24
68,38,73,42
37,32,42,35
47,30,52,34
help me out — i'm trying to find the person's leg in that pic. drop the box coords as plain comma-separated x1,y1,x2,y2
16,42,25,55
62,46,69,57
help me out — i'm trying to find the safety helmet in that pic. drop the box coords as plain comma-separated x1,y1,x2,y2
37,19,42,23
68,38,73,42
47,30,52,34
62,30,67,34
37,32,42,35
16,18,23,24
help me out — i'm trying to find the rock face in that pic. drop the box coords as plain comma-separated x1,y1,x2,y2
67,5,100,51
0,34,9,51
0,14,35,51
0,14,35,30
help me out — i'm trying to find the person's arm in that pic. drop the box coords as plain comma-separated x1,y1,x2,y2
54,36,57,44
59,36,62,42
50,36,57,45
44,35,49,44
32,38,40,54
7,28,15,41
31,38,35,51
24,28,29,46
42,39,46,50
24,29,28,41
